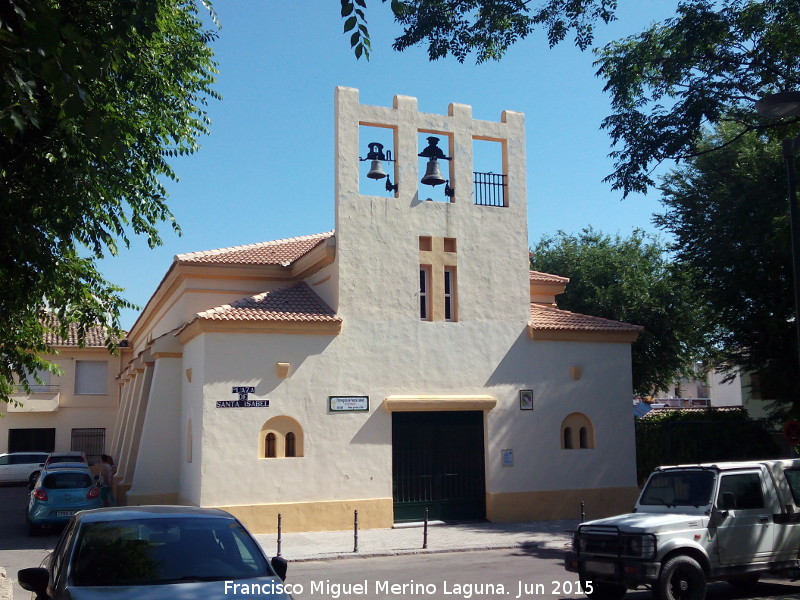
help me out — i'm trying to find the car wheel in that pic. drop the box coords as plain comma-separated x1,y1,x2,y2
584,581,627,600
654,556,706,600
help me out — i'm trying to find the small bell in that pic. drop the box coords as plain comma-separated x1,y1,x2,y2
421,158,446,187
367,160,387,180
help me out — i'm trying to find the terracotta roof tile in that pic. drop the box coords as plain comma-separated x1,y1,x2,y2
198,282,340,323
41,316,121,347
177,231,334,266
530,304,643,332
530,270,570,284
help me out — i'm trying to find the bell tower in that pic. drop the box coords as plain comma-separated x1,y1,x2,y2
333,87,530,326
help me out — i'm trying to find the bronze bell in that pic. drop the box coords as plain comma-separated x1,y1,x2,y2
421,158,446,186
367,159,387,180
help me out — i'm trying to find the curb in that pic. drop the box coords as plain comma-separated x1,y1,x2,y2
0,567,12,600
282,539,571,563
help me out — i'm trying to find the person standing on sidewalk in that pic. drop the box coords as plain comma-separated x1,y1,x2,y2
99,454,116,507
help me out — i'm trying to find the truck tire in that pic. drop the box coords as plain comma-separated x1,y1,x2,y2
654,556,706,600
585,581,627,600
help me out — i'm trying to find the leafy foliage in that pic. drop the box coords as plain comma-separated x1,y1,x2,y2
341,0,619,63
656,123,800,419
0,0,218,405
342,1,800,199
530,228,710,396
635,408,780,482
596,0,800,196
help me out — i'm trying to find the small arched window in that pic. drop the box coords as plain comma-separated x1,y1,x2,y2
259,416,304,458
579,427,589,449
265,433,277,458
186,419,193,463
561,413,595,449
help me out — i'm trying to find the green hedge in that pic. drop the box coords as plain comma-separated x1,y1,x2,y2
635,408,780,483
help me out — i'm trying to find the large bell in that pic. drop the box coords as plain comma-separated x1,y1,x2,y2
421,158,446,187
367,159,387,179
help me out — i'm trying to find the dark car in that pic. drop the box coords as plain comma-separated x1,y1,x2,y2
27,452,89,488
18,505,291,599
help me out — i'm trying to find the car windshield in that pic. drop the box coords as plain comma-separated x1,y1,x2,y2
49,455,83,463
640,470,715,507
42,473,93,489
70,517,271,586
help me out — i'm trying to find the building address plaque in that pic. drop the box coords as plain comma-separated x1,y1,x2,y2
329,396,369,412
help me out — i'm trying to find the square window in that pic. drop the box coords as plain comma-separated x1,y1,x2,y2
75,361,108,395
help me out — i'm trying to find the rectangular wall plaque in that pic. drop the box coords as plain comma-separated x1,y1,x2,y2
329,396,369,412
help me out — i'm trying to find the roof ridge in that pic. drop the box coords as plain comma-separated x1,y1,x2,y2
176,231,334,262
531,303,643,331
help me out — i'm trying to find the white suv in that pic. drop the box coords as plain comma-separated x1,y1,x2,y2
0,452,49,484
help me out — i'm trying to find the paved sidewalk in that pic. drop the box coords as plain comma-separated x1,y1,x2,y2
252,520,577,562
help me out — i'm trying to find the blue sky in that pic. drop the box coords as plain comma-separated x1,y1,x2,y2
101,1,679,330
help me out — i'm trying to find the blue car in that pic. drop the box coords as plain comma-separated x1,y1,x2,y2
27,468,102,535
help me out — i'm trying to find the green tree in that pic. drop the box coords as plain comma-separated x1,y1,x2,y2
656,124,800,419
340,0,619,62
343,1,800,196
530,228,709,396
0,0,218,404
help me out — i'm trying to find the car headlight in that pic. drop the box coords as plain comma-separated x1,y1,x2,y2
623,534,656,558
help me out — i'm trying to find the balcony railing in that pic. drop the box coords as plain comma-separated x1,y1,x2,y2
12,384,60,394
474,172,507,207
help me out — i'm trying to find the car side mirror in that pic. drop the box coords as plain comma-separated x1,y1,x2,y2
271,556,288,581
18,567,49,598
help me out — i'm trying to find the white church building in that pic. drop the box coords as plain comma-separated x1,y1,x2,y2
110,87,642,533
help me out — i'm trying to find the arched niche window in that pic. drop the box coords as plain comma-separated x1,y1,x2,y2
561,413,595,449
259,416,304,458
285,432,296,457
186,419,193,463
265,433,277,458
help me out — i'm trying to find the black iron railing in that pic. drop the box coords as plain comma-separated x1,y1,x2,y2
474,171,507,207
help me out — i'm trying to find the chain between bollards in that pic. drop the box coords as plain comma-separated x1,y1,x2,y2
423,507,428,549
354,509,359,553
277,513,283,557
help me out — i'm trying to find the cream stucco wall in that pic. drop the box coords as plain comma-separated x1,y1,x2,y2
2,347,124,459
111,88,639,531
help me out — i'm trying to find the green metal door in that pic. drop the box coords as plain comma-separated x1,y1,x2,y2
392,411,486,522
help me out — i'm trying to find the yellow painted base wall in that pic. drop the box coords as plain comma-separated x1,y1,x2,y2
125,491,180,506
487,487,641,522
217,497,395,534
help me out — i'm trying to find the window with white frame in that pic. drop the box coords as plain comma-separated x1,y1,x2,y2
444,267,457,321
74,361,107,395
420,266,431,320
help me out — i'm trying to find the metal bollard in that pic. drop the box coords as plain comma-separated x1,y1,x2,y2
277,513,283,557
580,501,586,523
354,509,359,553
423,507,428,549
